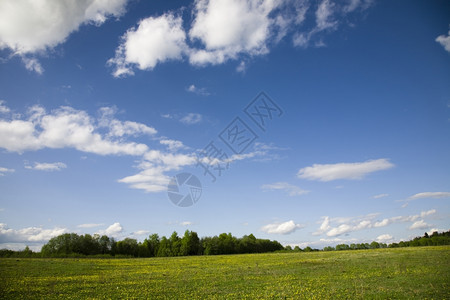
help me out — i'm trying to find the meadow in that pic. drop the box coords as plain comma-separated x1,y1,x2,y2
1,246,449,299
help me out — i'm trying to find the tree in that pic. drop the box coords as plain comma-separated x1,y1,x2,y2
169,231,181,256
144,234,160,257
181,230,200,256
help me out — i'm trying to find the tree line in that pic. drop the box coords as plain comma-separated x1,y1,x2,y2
0,230,283,258
287,230,450,252
0,230,448,258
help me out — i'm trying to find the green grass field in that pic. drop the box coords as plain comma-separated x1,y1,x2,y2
1,246,449,299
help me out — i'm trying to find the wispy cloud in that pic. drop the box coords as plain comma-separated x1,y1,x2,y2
261,182,308,196
436,26,450,53
261,220,305,235
180,221,193,226
373,193,389,199
187,84,210,96
297,159,394,181
0,101,10,114
180,113,202,125
0,166,15,176
25,162,67,172
399,192,450,207
408,192,450,200
131,230,150,236
77,223,104,229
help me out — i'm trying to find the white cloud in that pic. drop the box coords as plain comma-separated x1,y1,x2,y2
180,113,203,125
408,192,450,200
236,61,247,73
25,162,67,171
0,0,128,72
99,107,157,137
427,228,445,235
261,220,304,235
0,100,10,114
118,151,197,193
0,103,197,194
108,13,187,77
187,84,210,96
188,0,278,66
131,230,150,236
77,223,104,229
180,221,193,226
0,166,15,176
97,222,123,237
0,105,150,155
373,193,389,199
376,234,393,242
318,209,437,237
160,139,186,152
409,220,431,230
315,0,337,31
21,57,44,74
293,0,372,48
261,182,308,196
313,216,331,236
297,158,394,181
436,27,450,53
0,223,67,243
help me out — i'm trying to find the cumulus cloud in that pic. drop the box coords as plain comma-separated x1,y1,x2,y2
317,209,437,237
188,0,278,65
107,0,373,75
261,182,308,196
409,220,431,230
0,0,128,72
118,151,196,193
108,13,187,77
0,102,202,194
376,234,393,242
25,162,67,171
99,106,157,137
0,104,150,155
436,27,450,53
97,222,123,237
160,139,186,151
261,220,304,235
0,223,66,244
297,158,394,181
312,216,331,236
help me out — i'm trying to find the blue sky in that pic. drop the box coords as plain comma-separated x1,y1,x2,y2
0,0,449,251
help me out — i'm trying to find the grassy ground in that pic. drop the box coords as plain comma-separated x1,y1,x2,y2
0,246,449,299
